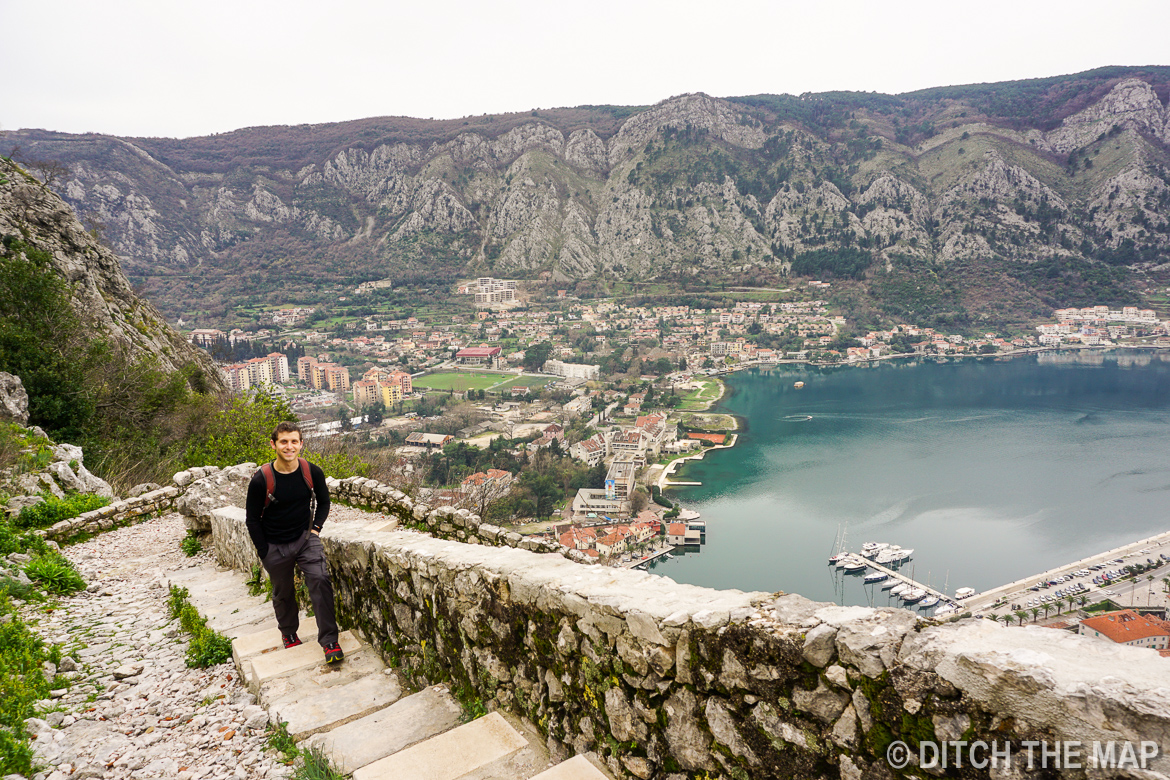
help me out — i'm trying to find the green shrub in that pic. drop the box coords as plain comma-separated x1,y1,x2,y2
167,585,234,668
186,629,233,668
0,595,56,775
181,390,297,469
23,554,86,595
180,531,203,557
14,493,110,530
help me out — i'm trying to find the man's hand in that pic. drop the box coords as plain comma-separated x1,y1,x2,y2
311,529,320,536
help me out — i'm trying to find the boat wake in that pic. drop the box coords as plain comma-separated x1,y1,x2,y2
781,415,813,422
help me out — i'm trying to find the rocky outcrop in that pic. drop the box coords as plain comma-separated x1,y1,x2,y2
0,371,29,424
173,463,255,531
1045,78,1170,153
0,157,223,386
0,426,115,516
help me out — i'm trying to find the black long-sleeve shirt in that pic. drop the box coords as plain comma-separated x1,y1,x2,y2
245,461,329,559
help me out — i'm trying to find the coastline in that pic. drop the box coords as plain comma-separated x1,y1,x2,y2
657,433,739,490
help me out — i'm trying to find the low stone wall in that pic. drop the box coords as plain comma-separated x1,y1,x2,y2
329,476,592,562
39,486,179,543
209,506,1170,780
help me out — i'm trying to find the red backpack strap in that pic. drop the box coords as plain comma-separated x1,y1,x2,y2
261,462,276,510
299,458,314,492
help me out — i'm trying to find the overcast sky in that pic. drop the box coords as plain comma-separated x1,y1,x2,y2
3,0,1168,139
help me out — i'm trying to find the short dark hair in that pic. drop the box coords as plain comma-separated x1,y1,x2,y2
271,421,302,442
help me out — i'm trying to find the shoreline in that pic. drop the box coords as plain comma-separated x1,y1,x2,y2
658,433,739,490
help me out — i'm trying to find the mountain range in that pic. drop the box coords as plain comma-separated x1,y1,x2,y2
4,66,1170,330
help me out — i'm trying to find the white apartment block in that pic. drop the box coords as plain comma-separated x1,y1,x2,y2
543,359,600,381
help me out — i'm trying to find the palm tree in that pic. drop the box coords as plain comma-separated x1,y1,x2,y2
1064,597,1074,614
1042,603,1052,619
1077,595,1087,610
1030,607,1041,623
988,613,999,625
1015,610,1028,626
1147,575,1155,606
999,615,1013,627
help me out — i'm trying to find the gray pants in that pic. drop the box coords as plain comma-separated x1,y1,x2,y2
261,530,338,646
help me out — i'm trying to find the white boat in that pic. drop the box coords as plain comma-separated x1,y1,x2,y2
881,579,899,590
842,559,866,573
860,542,890,559
794,381,804,388
889,583,908,596
918,596,939,608
954,587,976,599
934,604,957,617
876,546,913,565
864,572,888,583
901,588,926,604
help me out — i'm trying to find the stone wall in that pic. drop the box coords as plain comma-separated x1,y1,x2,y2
39,486,179,543
208,506,1170,780
329,476,594,562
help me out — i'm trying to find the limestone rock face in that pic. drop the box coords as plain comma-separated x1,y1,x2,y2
0,158,223,388
0,372,29,424
174,464,254,531
1045,78,1170,153
7,74,1170,315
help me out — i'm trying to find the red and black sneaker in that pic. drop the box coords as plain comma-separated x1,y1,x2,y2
282,633,302,649
323,642,344,664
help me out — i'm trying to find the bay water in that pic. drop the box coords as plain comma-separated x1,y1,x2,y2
653,351,1170,607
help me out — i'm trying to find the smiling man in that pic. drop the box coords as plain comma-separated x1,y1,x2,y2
245,421,343,663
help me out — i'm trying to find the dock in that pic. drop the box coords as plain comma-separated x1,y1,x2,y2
841,555,951,605
626,547,676,569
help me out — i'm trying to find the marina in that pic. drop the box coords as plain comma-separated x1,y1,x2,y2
832,550,961,613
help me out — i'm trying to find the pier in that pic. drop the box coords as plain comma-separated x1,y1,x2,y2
626,546,676,569
840,555,951,605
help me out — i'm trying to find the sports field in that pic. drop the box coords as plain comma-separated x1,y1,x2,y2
413,371,506,392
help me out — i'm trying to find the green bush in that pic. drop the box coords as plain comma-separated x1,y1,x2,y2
181,390,297,469
167,585,233,668
23,554,86,595
0,595,56,775
14,493,110,530
180,531,203,557
186,629,233,669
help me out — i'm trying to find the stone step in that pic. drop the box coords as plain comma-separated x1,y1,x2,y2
352,711,530,780
246,631,362,693
270,671,402,740
232,623,320,666
303,685,462,775
257,640,384,709
204,601,280,634
530,756,611,780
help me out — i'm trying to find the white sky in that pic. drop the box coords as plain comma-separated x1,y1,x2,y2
3,0,1168,139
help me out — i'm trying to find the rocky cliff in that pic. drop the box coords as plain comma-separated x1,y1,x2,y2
0,157,222,386
4,67,1170,326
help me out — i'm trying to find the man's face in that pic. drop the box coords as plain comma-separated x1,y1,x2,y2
271,431,303,465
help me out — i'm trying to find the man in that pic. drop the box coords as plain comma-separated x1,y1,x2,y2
245,421,343,663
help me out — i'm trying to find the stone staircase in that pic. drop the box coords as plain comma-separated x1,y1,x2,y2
166,560,610,780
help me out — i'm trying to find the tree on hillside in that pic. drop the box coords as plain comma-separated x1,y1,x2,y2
523,341,553,372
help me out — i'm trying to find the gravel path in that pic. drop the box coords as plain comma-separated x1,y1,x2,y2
18,513,276,780
16,503,401,780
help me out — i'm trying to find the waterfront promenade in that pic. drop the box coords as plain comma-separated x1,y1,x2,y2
961,529,1170,615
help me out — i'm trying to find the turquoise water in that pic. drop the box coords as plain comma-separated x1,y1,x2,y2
652,351,1170,606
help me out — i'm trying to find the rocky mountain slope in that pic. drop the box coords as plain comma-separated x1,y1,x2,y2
0,156,222,386
4,67,1170,327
